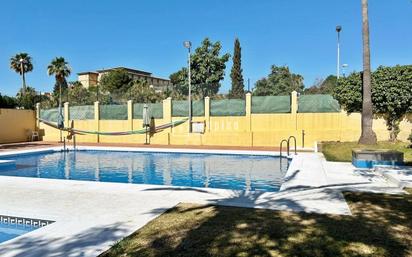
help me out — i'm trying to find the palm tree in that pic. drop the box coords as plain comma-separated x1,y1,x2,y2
10,53,33,95
47,57,71,129
47,57,71,89
358,0,377,144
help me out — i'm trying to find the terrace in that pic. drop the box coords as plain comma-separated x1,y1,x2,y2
0,142,410,256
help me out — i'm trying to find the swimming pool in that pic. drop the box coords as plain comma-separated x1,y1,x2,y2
0,150,289,192
0,216,53,244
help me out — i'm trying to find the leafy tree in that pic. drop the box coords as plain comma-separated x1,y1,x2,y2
373,66,412,141
253,65,304,96
16,86,43,110
99,68,133,99
69,81,83,87
170,38,230,98
68,81,92,105
333,73,363,113
128,80,163,103
305,75,337,94
229,38,245,98
87,85,110,104
359,0,377,144
169,69,189,96
10,53,33,95
0,94,17,108
39,97,55,109
334,65,412,141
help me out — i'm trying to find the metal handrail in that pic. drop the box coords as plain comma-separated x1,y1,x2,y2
288,136,297,155
279,136,298,157
63,135,77,152
73,134,77,150
279,139,288,157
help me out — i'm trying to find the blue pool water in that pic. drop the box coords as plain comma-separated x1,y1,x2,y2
0,151,289,192
0,219,37,244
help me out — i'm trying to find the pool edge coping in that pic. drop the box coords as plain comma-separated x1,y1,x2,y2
0,145,293,158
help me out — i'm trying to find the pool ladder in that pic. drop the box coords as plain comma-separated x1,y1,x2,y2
63,135,77,152
279,136,297,157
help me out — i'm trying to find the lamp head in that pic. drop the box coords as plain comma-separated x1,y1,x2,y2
183,41,192,49
336,25,342,33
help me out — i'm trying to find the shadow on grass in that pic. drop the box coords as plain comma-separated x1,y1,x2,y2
101,191,412,257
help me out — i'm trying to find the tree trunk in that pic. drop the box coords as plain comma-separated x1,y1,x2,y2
389,128,397,142
388,120,400,142
358,0,377,145
21,68,26,96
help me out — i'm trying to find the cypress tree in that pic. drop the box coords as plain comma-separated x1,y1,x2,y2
229,38,245,98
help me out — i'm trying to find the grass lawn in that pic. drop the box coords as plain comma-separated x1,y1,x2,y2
101,191,412,257
321,141,412,163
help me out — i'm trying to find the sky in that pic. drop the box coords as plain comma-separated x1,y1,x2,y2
0,0,411,96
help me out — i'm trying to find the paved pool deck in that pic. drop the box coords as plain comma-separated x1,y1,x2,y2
0,145,407,257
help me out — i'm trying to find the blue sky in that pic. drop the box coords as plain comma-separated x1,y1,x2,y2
0,0,411,96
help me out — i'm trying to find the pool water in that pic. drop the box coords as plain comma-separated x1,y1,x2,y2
0,219,38,244
0,151,289,192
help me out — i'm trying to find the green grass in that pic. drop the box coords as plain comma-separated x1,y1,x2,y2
100,191,412,257
321,141,412,163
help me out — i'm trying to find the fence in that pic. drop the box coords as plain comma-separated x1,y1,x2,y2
37,92,412,148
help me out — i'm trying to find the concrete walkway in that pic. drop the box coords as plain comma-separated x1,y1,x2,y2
0,147,406,257
282,153,404,194
375,165,412,188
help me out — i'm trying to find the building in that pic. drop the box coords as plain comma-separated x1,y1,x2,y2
77,67,172,92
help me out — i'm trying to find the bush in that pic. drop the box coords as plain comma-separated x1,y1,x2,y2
408,131,412,147
0,93,17,108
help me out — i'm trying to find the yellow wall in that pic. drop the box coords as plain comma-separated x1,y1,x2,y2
37,94,412,148
0,109,36,144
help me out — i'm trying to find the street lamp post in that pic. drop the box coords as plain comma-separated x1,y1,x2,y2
183,41,192,133
336,25,342,79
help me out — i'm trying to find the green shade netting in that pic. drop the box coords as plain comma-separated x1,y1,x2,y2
172,100,205,117
298,94,341,113
100,104,128,120
40,108,63,122
210,99,245,116
251,95,291,113
133,103,163,119
69,105,94,120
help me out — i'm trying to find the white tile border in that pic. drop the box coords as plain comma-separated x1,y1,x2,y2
0,145,290,158
0,147,61,158
73,145,287,157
